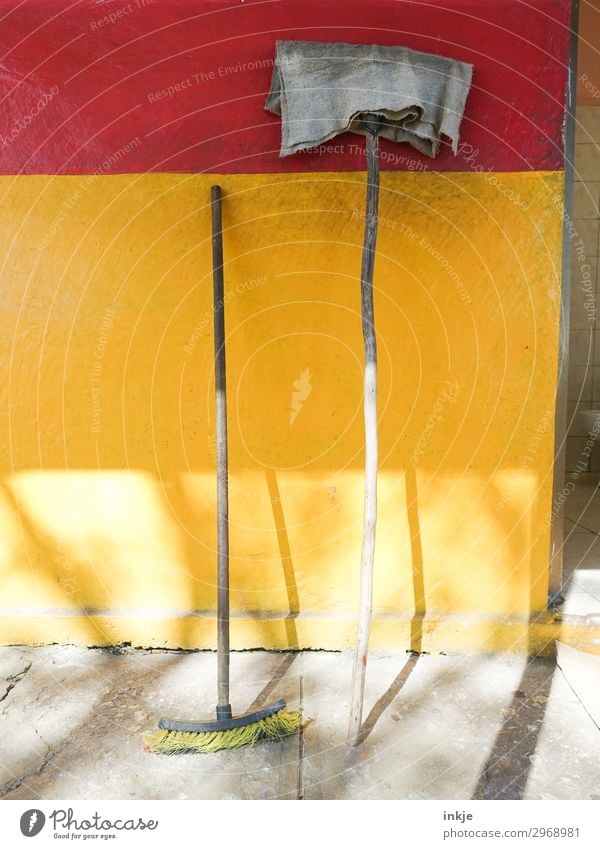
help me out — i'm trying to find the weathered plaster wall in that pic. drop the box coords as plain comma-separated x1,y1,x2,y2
0,1,571,650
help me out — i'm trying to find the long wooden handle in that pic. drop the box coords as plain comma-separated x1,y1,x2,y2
211,185,231,719
348,130,380,743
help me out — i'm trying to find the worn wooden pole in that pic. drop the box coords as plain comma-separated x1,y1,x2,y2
211,184,232,720
348,122,381,744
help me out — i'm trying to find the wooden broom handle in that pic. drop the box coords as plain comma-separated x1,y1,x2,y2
211,185,232,719
348,127,380,743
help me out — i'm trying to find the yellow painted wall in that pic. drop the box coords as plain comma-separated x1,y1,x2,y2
0,171,563,648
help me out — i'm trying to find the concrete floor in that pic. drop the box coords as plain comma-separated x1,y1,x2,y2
0,646,598,801
1,475,599,802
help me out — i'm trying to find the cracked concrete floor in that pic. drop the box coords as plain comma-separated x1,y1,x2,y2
0,646,598,800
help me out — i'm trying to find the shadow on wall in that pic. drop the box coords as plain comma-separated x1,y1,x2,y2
0,173,563,646
0,460,539,647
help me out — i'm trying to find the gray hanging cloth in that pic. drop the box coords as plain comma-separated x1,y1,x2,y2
265,39,473,158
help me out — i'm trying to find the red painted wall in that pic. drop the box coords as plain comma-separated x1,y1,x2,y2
0,0,571,174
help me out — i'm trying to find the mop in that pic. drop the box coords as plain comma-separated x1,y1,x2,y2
144,186,302,754
265,40,472,743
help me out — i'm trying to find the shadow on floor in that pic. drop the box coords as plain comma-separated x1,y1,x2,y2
245,652,299,713
472,657,555,800
356,653,419,745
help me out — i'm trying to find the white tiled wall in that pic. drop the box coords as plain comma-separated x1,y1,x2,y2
567,106,600,471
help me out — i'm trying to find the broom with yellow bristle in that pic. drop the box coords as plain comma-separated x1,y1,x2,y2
144,186,301,755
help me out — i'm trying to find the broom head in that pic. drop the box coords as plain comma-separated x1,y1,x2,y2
144,698,302,754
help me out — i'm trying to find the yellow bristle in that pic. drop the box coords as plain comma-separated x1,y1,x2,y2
144,709,302,754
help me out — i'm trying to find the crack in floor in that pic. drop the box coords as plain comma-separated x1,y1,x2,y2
0,748,54,799
0,660,32,704
0,649,597,799
297,672,305,800
0,727,78,800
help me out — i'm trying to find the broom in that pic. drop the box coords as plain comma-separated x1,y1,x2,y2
144,186,301,754
265,40,472,743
